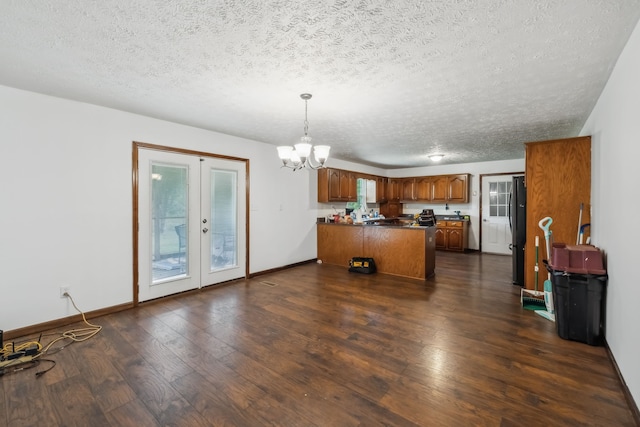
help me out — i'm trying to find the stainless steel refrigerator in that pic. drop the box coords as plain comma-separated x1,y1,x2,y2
509,176,526,286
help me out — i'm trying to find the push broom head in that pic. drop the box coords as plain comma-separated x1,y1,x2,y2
521,288,546,310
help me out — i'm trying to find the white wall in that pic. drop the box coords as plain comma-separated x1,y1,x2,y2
393,159,525,250
0,85,319,331
580,19,640,406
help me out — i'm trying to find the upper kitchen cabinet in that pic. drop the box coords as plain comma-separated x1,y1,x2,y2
376,176,387,203
387,178,402,201
447,174,470,203
402,178,417,201
415,176,433,201
318,168,357,202
431,174,469,203
401,177,433,202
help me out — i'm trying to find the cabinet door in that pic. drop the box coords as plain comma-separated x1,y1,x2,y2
338,170,353,201
431,176,448,202
387,178,401,201
415,177,432,201
328,169,342,201
380,202,402,218
402,178,416,201
434,228,446,249
448,174,469,203
447,228,464,251
347,171,357,201
376,176,387,203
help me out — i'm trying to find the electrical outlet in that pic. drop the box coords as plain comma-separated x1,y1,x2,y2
60,286,70,298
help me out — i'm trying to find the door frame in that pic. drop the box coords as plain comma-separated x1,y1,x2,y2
478,171,524,253
132,141,250,305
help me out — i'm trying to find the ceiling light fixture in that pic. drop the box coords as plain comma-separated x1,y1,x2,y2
429,154,444,162
277,93,330,171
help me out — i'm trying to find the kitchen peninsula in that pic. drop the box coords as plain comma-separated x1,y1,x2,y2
317,222,436,280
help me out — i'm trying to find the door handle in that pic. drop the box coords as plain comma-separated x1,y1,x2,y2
202,228,208,233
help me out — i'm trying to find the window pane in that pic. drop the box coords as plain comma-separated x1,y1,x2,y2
489,179,513,218
151,163,188,282
210,169,237,270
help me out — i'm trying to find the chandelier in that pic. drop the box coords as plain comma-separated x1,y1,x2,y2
277,93,331,171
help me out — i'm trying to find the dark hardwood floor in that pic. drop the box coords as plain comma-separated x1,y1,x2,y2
1,251,636,426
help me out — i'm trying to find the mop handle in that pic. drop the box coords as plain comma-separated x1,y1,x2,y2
576,203,583,245
538,216,553,260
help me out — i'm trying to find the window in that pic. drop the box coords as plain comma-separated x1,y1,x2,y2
489,181,512,217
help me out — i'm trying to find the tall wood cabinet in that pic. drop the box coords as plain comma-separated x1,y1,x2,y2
524,136,591,290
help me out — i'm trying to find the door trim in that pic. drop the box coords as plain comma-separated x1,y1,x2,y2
478,171,523,253
132,141,250,306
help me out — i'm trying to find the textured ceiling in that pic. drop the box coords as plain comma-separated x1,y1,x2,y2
1,1,639,168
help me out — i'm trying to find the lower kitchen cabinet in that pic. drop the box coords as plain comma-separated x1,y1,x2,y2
435,220,468,252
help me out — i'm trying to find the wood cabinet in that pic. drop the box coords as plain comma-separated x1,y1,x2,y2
415,176,433,201
401,176,436,202
380,201,401,218
319,169,469,204
447,174,469,203
402,178,416,201
318,168,357,202
431,176,448,202
317,223,436,279
387,178,402,201
376,176,387,203
430,174,469,203
400,174,468,203
435,220,469,251
344,171,357,200
523,136,591,290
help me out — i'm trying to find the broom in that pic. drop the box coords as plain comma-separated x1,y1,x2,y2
522,235,546,310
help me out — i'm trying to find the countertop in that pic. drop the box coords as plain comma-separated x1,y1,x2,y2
317,220,434,229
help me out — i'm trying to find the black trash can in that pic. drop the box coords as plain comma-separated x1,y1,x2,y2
548,244,607,346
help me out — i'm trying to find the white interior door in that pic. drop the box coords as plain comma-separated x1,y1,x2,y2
137,148,246,302
481,175,513,255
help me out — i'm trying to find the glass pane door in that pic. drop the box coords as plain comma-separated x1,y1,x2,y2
209,169,237,271
138,149,201,302
151,163,188,282
200,157,246,286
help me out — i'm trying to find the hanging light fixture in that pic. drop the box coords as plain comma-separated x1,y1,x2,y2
429,154,444,162
277,93,330,171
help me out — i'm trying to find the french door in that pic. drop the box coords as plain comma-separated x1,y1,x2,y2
136,146,247,302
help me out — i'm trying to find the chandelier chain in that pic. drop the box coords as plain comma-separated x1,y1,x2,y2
303,99,309,136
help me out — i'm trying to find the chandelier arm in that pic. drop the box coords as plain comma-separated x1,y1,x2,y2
304,154,324,170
